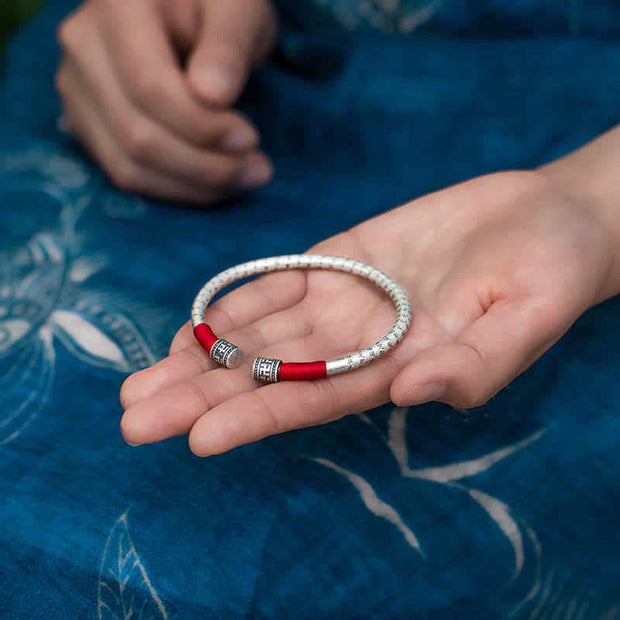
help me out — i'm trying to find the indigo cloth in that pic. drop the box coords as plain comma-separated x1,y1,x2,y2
0,1,619,618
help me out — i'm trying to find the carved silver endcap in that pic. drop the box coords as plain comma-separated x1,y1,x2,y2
252,357,281,383
210,339,243,369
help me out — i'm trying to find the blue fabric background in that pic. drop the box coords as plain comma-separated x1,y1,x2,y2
0,1,618,617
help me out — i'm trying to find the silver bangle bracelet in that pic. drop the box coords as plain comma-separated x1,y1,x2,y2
191,254,412,383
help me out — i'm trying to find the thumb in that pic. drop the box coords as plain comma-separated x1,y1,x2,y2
187,0,276,106
390,299,563,409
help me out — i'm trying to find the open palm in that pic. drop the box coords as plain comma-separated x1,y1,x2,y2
120,170,613,455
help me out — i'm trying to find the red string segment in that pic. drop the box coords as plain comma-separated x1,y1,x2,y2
193,323,218,352
279,361,327,381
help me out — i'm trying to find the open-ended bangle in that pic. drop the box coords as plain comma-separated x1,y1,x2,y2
191,254,412,383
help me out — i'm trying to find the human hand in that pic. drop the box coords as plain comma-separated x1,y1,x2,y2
120,170,614,454
56,0,276,203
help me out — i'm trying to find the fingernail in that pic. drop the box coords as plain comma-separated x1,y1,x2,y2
408,381,447,405
125,439,141,447
220,126,259,152
236,158,273,189
196,66,237,104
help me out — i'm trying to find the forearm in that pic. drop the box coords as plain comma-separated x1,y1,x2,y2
538,123,620,302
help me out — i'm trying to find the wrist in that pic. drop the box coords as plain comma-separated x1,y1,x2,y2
537,127,620,303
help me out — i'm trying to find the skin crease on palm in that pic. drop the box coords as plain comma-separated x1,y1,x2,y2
119,169,615,456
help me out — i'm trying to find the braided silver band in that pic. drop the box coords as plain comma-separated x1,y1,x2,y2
191,254,412,380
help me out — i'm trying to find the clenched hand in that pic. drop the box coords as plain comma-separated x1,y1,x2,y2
56,0,276,202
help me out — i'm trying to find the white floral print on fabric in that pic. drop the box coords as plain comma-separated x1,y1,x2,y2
511,565,613,620
0,148,156,446
313,0,440,32
312,407,549,616
98,511,168,620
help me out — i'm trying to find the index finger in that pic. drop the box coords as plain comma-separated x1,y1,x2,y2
97,0,258,149
169,270,308,354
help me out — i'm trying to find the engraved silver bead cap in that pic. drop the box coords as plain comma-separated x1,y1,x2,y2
210,339,243,369
252,357,281,383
